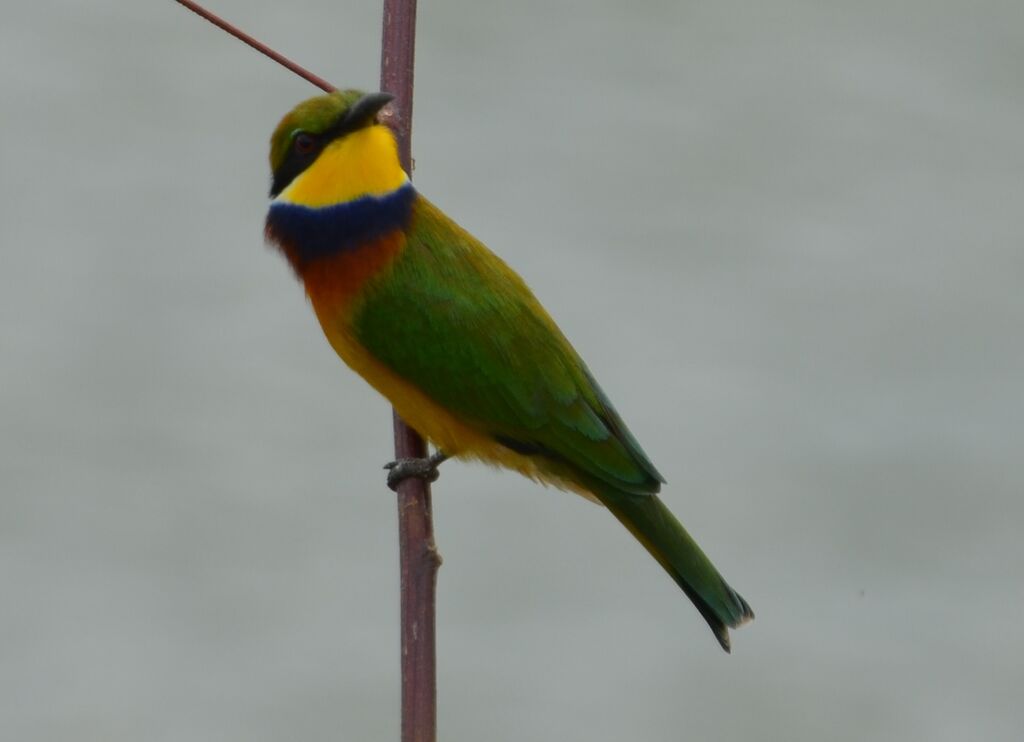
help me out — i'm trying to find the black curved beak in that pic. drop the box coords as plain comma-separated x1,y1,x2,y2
342,92,395,129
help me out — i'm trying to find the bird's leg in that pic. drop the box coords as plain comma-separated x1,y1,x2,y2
384,450,449,492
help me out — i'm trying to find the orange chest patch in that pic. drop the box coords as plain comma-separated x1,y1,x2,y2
296,230,405,317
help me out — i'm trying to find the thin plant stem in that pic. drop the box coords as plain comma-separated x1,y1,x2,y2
380,6,440,742
172,2,439,740
172,0,336,92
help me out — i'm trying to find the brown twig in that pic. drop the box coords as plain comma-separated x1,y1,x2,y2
380,7,439,742
172,0,336,92
172,2,438,740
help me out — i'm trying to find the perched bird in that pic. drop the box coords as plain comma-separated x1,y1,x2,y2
265,90,753,651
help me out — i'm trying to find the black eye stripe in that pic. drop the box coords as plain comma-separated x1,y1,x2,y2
270,133,327,197
270,101,382,198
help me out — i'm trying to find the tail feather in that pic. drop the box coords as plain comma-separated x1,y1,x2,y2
596,489,754,652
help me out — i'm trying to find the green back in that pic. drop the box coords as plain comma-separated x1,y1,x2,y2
353,196,664,495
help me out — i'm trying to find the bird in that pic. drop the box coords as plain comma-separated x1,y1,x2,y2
264,90,753,651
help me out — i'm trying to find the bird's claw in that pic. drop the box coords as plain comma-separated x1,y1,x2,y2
384,451,448,492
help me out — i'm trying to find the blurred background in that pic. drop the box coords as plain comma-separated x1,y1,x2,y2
2,1,1022,740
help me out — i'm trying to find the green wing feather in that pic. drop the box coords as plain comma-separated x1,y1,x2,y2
355,196,663,495
353,195,753,649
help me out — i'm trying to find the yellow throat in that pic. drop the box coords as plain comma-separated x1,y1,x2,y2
275,125,408,208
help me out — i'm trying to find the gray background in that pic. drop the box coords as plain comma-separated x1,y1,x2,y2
3,1,1022,740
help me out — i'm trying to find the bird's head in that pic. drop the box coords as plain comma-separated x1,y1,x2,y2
268,90,401,203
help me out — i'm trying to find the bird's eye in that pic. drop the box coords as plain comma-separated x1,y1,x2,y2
293,133,316,155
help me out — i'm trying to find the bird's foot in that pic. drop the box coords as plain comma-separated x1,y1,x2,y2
384,451,448,492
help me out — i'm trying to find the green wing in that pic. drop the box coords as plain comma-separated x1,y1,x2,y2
354,196,754,650
353,196,664,495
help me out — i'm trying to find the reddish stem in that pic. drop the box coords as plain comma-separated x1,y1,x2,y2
171,2,437,738
172,0,336,92
380,3,439,742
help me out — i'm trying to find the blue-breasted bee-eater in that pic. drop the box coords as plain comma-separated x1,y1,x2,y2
264,90,753,650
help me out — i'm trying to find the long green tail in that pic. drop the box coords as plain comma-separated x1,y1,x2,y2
596,488,754,652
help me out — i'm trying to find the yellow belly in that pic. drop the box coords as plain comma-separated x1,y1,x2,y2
311,300,597,501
